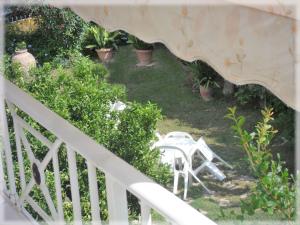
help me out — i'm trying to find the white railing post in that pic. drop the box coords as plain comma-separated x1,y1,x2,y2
53,150,64,222
0,75,17,202
67,144,82,225
106,176,129,225
0,83,6,192
0,138,6,193
140,201,152,225
87,161,102,225
6,102,26,191
0,4,6,194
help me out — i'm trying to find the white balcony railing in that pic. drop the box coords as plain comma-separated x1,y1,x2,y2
0,77,216,225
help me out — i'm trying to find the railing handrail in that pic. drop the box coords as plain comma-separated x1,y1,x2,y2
3,78,216,225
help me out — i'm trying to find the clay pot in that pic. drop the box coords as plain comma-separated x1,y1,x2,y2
12,49,36,76
96,48,114,63
135,49,153,66
199,85,213,101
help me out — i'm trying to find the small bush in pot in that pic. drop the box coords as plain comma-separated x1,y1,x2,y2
190,60,220,101
15,41,27,51
85,25,120,63
128,35,153,66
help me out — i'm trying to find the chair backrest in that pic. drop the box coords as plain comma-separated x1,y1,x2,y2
165,131,194,141
155,131,163,141
196,137,214,161
149,132,163,150
156,145,190,172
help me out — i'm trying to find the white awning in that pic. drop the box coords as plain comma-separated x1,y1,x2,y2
66,1,299,110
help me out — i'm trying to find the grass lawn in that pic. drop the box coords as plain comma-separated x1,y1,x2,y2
107,45,289,222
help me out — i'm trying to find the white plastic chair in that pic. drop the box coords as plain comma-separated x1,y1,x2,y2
165,131,194,141
109,100,126,112
155,131,163,141
193,161,226,181
194,137,233,174
107,101,127,129
156,145,211,200
150,131,163,150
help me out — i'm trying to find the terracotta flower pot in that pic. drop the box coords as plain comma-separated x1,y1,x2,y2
96,48,114,63
199,85,213,101
12,49,36,77
135,49,153,66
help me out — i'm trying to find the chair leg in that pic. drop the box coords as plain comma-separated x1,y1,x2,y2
173,171,179,194
188,173,193,187
188,156,193,187
183,173,188,200
215,155,233,169
189,169,212,194
193,162,207,175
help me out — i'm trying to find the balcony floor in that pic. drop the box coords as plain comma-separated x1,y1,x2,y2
0,193,34,225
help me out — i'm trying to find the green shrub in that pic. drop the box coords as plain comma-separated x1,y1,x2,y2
5,5,88,63
3,54,25,86
186,60,220,90
5,55,171,221
226,107,296,221
234,84,295,145
268,96,295,142
234,84,265,106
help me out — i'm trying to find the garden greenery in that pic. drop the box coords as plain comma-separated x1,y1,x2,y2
226,107,296,221
15,41,27,51
234,84,265,106
234,84,295,144
5,5,88,63
127,35,153,50
85,25,120,50
4,55,171,221
188,60,220,89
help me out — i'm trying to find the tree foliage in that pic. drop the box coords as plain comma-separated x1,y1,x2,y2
5,5,88,63
226,107,296,221
4,55,171,221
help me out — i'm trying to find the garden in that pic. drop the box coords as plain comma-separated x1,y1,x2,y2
2,5,296,224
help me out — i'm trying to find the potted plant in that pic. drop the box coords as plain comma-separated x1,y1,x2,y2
85,26,119,63
12,41,36,75
190,60,220,101
15,41,27,52
128,35,153,66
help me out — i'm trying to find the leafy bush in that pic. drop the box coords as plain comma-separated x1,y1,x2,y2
268,96,295,142
186,60,220,89
5,21,32,54
3,54,25,84
226,107,296,221
5,5,88,63
234,84,295,144
234,84,265,106
5,55,171,221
